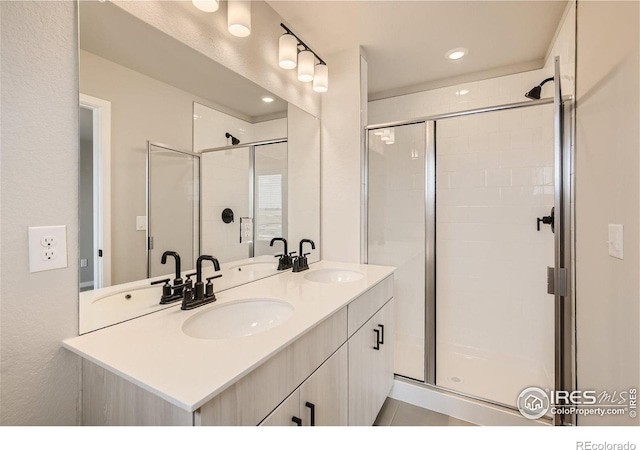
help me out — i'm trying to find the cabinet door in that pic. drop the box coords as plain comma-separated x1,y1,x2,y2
300,344,348,426
348,298,395,426
259,390,301,426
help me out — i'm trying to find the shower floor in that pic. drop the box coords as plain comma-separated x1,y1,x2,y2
436,342,553,409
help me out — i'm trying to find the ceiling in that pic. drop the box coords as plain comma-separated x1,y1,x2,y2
267,0,568,99
79,1,288,122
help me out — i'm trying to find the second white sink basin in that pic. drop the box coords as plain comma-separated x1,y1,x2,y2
304,269,365,284
182,298,293,340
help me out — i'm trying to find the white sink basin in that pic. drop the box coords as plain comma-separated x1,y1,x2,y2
304,269,365,284
182,298,294,340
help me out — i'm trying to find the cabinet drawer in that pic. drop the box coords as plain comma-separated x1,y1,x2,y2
347,274,393,337
196,307,347,426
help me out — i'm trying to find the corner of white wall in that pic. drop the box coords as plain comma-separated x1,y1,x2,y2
320,47,366,263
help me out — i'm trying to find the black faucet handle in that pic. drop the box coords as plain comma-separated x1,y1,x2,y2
274,253,284,258
185,272,196,280
303,252,311,257
206,274,223,282
151,278,171,286
289,251,297,256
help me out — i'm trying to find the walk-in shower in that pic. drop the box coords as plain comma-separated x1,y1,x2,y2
364,59,574,425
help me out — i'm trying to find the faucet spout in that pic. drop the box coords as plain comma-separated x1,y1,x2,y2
299,239,316,257
161,251,181,280
196,255,220,283
270,237,288,255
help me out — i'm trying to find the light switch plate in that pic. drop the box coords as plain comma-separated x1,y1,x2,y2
608,224,624,260
29,225,68,273
136,216,147,231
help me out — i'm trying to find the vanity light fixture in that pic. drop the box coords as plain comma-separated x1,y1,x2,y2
313,63,328,92
261,96,275,103
228,0,251,37
298,50,315,82
279,23,328,92
192,0,219,13
279,33,298,69
446,47,468,60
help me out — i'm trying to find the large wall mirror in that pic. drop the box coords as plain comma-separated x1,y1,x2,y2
78,1,320,334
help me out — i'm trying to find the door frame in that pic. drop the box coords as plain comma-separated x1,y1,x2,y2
80,93,112,289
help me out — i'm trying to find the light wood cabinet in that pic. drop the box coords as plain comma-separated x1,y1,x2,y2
348,298,395,426
260,344,348,426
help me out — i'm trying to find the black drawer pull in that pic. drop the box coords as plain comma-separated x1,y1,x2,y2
305,401,315,426
373,329,380,350
291,416,302,426
378,324,384,345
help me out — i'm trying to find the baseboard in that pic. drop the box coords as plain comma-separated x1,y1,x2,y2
389,378,551,426
80,281,94,289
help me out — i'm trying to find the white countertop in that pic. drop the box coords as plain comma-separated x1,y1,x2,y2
64,261,395,412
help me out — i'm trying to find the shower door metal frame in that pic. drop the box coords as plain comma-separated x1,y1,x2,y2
146,141,202,278
364,84,575,425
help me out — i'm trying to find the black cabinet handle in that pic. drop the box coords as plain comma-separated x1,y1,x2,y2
291,416,302,426
378,324,384,345
373,329,380,350
305,401,315,426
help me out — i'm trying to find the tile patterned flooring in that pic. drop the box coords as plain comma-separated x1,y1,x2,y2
374,398,474,426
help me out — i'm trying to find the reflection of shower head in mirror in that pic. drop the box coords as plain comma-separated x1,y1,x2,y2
225,132,240,146
525,77,554,100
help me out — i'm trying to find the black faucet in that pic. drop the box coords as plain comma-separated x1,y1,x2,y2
150,251,184,304
182,255,222,310
293,239,315,272
270,237,294,270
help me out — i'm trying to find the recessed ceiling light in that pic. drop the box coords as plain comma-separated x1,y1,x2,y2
261,96,275,103
446,47,468,61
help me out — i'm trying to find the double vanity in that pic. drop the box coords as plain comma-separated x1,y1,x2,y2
64,261,395,426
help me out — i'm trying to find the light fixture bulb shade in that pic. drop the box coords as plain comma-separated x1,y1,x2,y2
192,0,219,12
228,0,251,37
313,64,328,92
381,129,391,141
279,34,298,70
297,50,315,82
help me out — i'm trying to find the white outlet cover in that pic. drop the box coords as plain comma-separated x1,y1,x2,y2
29,226,68,273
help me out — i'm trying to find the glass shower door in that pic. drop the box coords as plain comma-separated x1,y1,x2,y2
434,104,555,408
148,143,200,278
367,123,426,382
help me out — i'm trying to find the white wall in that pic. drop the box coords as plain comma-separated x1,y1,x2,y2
0,1,80,425
575,0,640,426
321,48,367,263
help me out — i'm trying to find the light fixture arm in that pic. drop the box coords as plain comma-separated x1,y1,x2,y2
280,23,326,66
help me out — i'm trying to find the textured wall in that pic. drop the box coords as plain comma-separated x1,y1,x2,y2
575,0,640,426
0,1,80,425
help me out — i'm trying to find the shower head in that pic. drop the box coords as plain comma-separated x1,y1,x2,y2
525,77,554,100
225,132,240,146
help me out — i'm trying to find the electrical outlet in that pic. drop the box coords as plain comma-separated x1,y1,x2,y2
29,226,68,273
80,259,88,268
41,236,56,247
43,249,57,261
